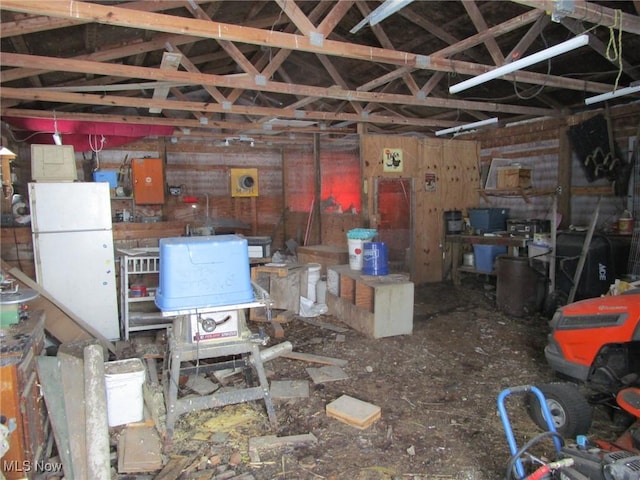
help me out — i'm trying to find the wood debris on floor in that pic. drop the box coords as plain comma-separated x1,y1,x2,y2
31,310,364,479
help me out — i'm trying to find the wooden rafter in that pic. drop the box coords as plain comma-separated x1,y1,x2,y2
0,88,463,129
1,0,638,137
463,1,505,65
513,0,640,35
0,0,616,94
149,51,183,114
2,108,352,135
1,53,563,118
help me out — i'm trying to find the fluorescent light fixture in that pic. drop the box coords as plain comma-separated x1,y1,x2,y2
449,34,589,94
435,117,499,137
350,0,414,34
52,110,62,145
584,84,640,105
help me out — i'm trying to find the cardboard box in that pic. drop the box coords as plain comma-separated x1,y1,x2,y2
497,166,531,189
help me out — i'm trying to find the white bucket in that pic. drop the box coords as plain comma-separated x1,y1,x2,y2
104,358,146,427
306,263,321,302
316,280,327,304
348,238,364,270
463,252,475,267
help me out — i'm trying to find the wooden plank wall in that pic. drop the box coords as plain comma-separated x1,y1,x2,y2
1,135,362,279
361,134,480,284
469,103,640,228
0,226,34,279
283,144,363,250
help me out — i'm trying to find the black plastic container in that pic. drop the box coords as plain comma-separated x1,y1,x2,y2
444,210,463,234
555,232,630,300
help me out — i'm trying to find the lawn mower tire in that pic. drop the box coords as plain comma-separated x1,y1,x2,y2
526,382,594,439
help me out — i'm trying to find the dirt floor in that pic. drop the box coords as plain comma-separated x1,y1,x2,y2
126,276,619,480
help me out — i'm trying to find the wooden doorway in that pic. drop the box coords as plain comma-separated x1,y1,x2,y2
374,177,414,276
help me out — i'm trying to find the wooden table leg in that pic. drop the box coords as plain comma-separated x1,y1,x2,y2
451,242,461,287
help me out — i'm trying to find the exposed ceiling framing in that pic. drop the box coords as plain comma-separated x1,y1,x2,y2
1,0,639,145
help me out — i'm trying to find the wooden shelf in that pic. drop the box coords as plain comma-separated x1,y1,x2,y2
457,266,496,276
479,188,557,204
445,234,529,248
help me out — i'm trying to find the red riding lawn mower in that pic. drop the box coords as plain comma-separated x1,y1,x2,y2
500,288,640,479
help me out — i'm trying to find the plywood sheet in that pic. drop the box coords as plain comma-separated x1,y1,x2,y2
58,352,88,480
36,357,74,479
117,425,163,473
305,365,349,384
270,380,309,400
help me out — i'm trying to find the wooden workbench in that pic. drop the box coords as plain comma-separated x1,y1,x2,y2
445,234,530,286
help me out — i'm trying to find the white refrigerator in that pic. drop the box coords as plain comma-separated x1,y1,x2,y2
29,182,120,340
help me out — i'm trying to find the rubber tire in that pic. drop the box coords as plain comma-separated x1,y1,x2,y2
526,382,593,439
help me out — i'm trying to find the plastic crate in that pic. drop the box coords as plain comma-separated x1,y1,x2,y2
246,236,271,258
468,208,509,233
473,245,507,273
155,235,254,311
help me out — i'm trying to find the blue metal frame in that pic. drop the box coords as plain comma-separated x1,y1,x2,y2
497,385,562,479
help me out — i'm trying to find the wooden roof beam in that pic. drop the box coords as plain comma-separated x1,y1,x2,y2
2,107,352,135
505,13,551,63
0,0,212,38
512,0,640,35
432,9,544,59
148,51,183,114
463,0,505,65
0,53,570,117
562,18,640,82
0,1,616,96
0,89,457,130
0,0,592,88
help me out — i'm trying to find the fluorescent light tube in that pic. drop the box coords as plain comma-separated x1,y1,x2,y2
449,34,589,94
435,117,498,137
350,0,414,33
369,0,414,26
584,85,640,105
52,133,62,145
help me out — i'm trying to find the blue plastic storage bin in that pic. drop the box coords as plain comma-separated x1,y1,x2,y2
93,170,118,188
155,234,255,311
473,245,507,273
468,208,509,233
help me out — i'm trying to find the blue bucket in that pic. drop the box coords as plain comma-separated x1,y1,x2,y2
362,242,389,276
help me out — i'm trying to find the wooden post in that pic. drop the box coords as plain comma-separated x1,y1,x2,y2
557,125,572,228
84,344,111,480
